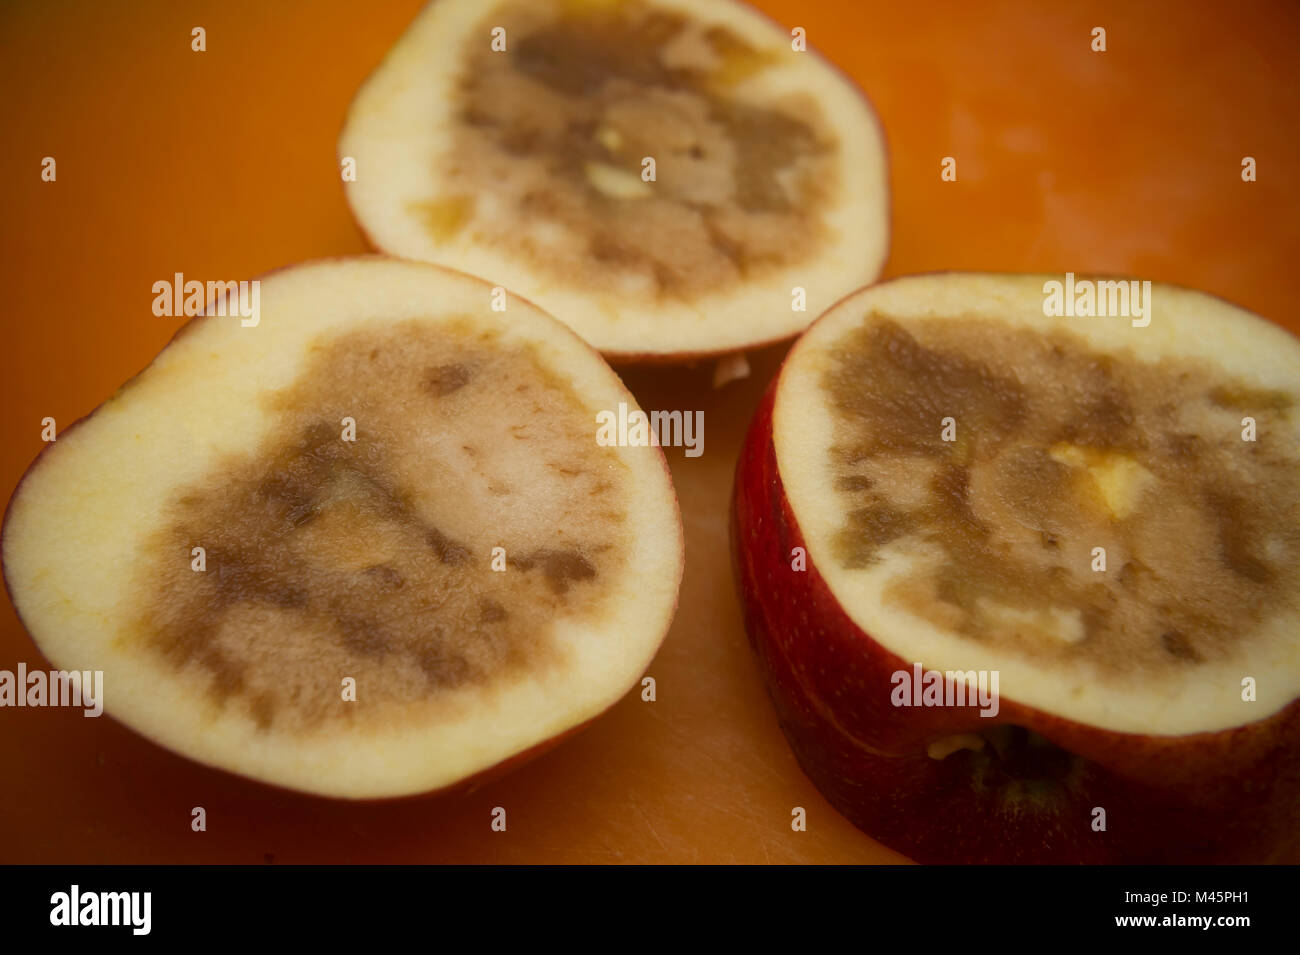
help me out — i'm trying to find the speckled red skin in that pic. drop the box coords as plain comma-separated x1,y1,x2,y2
732,373,1300,863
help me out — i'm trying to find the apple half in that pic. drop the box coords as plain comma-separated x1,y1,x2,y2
3,258,684,798
732,273,1300,863
338,0,889,361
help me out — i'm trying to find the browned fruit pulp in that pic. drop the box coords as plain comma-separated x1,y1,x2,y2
824,315,1300,679
3,259,684,798
440,0,837,299
136,321,630,733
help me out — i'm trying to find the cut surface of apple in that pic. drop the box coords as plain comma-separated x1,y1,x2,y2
3,258,683,799
733,272,1300,862
339,0,889,361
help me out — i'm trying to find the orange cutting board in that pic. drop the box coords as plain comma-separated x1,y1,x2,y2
1,0,1296,863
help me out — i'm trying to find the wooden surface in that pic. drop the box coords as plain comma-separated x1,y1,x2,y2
1,0,1297,863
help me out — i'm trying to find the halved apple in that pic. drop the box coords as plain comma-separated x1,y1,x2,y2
732,273,1300,862
338,0,889,361
3,258,684,799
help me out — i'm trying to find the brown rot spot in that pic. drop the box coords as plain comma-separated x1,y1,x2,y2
425,525,470,565
513,548,597,595
478,597,508,623
442,0,838,300
1161,630,1202,663
425,362,472,397
130,320,631,732
363,564,405,591
1205,491,1276,585
416,642,473,689
834,474,872,492
843,501,916,561
825,316,1300,679
1208,384,1293,412
249,695,276,732
337,615,390,658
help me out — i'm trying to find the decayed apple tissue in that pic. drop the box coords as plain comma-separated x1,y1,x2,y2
133,320,630,733
823,315,1300,679
3,260,684,798
339,0,889,358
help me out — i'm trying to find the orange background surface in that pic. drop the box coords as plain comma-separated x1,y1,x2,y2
1,0,1297,863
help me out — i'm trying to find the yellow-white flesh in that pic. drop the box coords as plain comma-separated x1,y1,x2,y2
339,0,888,359
3,258,683,797
776,273,1300,736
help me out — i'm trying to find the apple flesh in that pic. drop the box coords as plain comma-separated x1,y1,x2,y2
338,0,889,361
3,257,684,799
732,273,1300,863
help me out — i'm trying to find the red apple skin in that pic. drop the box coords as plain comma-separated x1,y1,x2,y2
732,374,1300,863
